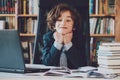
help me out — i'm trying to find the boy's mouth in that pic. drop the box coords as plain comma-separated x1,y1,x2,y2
60,27,67,29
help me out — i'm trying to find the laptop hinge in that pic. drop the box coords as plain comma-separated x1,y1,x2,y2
0,68,24,73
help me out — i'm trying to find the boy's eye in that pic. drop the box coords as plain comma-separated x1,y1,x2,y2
57,19,72,21
57,19,62,21
66,19,72,22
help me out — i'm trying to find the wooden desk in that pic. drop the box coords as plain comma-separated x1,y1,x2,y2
0,72,120,80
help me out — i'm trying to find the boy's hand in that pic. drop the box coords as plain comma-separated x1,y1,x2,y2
63,32,73,44
53,32,64,44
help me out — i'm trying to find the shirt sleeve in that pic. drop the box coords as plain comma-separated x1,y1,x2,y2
64,42,72,51
53,41,63,50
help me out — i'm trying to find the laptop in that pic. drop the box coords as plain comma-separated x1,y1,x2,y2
0,29,50,73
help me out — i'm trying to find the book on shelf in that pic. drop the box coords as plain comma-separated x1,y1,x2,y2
18,0,39,14
89,0,110,14
18,0,23,14
89,0,95,14
28,42,33,64
23,0,27,14
95,0,99,14
21,42,30,63
29,0,39,15
90,17,115,34
98,0,107,14
99,18,104,34
94,18,101,34
106,18,114,34
107,0,115,14
89,18,97,34
18,17,37,34
0,20,5,29
7,17,15,29
109,18,115,34
0,17,15,29
22,41,34,64
27,18,32,33
0,0,15,14
33,0,39,15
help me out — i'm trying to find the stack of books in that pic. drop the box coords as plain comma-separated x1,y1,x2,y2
97,42,120,74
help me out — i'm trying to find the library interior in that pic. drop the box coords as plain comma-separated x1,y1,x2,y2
0,0,120,80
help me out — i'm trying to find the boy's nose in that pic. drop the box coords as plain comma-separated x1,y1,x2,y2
61,20,66,25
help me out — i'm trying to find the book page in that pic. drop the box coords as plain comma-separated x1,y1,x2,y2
42,67,71,76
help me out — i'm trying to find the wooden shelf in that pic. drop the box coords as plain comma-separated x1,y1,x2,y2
20,33,35,42
18,14,37,17
0,14,15,17
20,33,35,37
90,14,115,17
90,34,115,38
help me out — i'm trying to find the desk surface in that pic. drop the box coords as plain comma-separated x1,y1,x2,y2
0,72,120,80
0,64,120,80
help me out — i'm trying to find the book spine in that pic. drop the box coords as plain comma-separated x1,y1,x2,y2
0,1,2,14
23,0,26,14
0,20,5,29
89,0,95,14
1,0,4,14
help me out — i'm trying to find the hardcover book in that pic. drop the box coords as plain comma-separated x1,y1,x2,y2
98,59,120,65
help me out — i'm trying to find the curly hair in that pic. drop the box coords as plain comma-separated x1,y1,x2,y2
46,3,81,32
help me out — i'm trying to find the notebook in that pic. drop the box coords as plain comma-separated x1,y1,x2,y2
0,29,50,73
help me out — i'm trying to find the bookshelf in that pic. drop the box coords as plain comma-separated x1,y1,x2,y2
115,0,120,41
89,0,120,66
0,0,38,41
18,0,39,63
0,0,39,63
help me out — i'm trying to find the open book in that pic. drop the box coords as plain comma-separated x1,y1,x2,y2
65,66,118,79
65,66,104,78
43,67,71,76
42,66,105,78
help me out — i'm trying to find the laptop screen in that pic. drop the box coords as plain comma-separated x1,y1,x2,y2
0,30,25,73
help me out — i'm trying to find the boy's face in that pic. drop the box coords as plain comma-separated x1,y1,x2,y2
55,11,74,35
